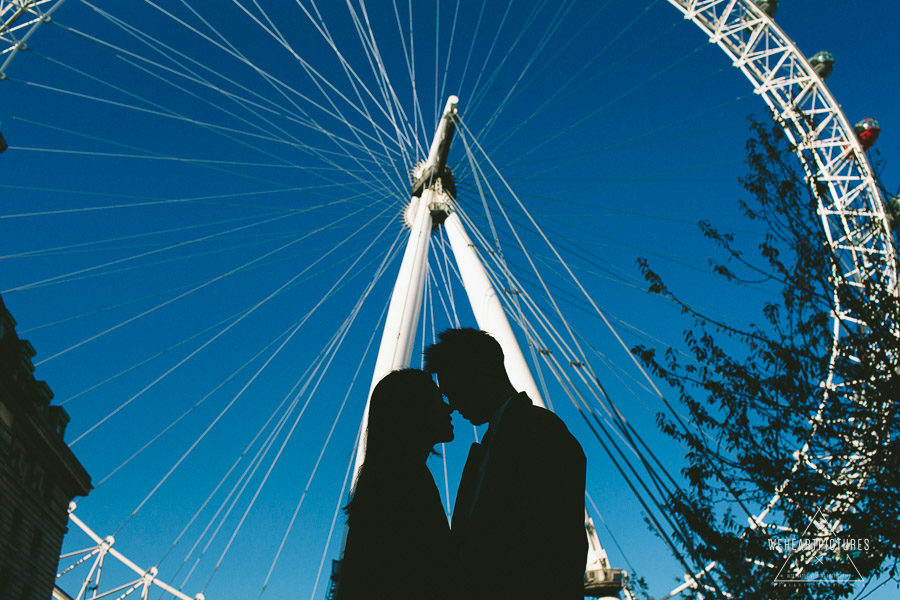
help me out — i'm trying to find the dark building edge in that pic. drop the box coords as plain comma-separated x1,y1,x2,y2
0,293,92,600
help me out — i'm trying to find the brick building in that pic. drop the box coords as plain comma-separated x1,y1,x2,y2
0,294,91,600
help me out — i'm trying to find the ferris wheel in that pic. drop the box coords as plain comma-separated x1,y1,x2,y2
0,1,896,599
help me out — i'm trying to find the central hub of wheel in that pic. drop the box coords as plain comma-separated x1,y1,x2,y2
407,160,456,227
402,95,458,229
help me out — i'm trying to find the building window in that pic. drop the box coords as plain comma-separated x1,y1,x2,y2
9,509,22,544
30,529,43,561
10,442,25,477
31,464,46,498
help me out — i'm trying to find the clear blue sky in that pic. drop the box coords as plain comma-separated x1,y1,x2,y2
1,1,897,599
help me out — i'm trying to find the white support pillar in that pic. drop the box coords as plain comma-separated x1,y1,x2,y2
368,194,433,386
352,188,434,482
352,96,459,480
442,211,544,408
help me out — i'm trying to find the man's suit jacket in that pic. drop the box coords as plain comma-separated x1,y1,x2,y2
452,393,587,600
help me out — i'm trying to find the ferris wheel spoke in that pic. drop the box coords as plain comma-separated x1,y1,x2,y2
521,322,707,581
50,22,392,174
93,227,401,492
56,227,393,424
421,259,456,517
460,119,678,402
5,209,300,296
255,245,407,598
91,223,406,594
197,236,405,593
513,45,713,171
3,208,293,262
469,0,580,141
0,195,190,219
58,292,288,413
389,0,428,151
221,0,413,198
462,123,768,529
466,105,776,488
291,0,421,161
536,338,710,584
64,203,397,450
18,76,298,146
434,0,459,131
475,0,611,144
36,47,338,166
498,90,747,175
5,143,392,173
0,180,380,223
335,0,427,194
298,267,400,600
475,0,664,151
459,0,513,119
457,128,761,574
458,193,647,423
117,53,403,177
429,229,462,328
532,210,757,294
55,15,303,127
27,209,385,380
8,215,374,309
225,0,409,157
94,314,299,493
70,2,411,186
4,109,392,199
458,124,601,383
149,284,389,588
307,420,359,600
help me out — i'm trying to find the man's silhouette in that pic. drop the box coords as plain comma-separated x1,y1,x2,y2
424,328,587,600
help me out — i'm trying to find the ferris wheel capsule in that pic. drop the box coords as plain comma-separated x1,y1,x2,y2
853,118,881,151
808,51,835,80
752,0,778,17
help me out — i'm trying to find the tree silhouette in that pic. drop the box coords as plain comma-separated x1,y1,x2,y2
633,117,900,599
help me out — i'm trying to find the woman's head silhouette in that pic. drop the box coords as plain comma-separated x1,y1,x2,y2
346,369,453,521
366,368,453,461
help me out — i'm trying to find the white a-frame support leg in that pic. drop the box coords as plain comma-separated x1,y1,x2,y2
353,96,458,479
442,212,544,407
352,193,433,479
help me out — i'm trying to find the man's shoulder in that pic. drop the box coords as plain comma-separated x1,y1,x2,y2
505,395,583,452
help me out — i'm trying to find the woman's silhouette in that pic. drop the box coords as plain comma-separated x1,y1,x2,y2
336,369,454,600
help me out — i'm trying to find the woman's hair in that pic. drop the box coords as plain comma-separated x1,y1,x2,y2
345,369,438,520
365,368,436,459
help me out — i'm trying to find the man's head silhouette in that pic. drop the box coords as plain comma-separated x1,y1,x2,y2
424,328,517,425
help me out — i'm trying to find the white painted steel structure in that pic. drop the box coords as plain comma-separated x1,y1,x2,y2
0,0,66,78
442,211,544,407
61,503,205,600
36,2,896,599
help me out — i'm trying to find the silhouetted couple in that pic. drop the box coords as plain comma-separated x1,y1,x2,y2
337,328,587,600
